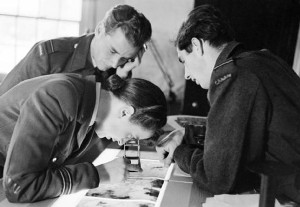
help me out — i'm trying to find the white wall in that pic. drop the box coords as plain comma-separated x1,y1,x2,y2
125,0,193,103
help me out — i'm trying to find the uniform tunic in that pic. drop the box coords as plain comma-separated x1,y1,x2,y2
0,73,99,202
0,34,95,96
174,42,300,200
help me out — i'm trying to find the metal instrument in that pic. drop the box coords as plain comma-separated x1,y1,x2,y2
123,138,141,170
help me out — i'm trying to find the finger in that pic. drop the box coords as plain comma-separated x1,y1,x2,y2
127,164,143,172
123,157,131,165
163,147,175,166
156,146,168,161
116,62,136,78
116,68,129,79
124,168,129,181
164,156,174,167
137,48,145,63
129,57,139,68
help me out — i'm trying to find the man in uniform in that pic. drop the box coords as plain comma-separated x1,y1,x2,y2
0,4,151,96
156,4,300,203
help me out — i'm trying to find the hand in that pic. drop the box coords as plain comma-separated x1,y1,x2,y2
156,129,184,167
126,159,143,173
96,157,132,184
116,48,145,78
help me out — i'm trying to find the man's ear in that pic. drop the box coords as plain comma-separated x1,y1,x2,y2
95,22,104,36
120,105,135,118
191,37,204,55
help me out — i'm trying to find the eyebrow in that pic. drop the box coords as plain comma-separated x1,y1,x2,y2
110,46,118,54
111,45,135,60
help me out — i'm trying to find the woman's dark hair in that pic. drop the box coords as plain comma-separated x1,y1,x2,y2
102,75,167,133
175,4,234,53
103,4,152,49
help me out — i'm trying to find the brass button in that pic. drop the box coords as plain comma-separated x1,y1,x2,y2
192,102,198,108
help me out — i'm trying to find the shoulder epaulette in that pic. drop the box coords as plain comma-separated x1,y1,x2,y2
38,38,77,56
213,58,234,71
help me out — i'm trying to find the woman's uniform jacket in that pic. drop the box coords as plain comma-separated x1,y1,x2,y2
0,73,100,202
174,42,300,202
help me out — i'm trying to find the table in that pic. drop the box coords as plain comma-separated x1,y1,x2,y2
0,115,212,207
161,164,213,207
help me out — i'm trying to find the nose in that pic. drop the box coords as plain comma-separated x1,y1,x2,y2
184,69,191,80
110,56,120,69
185,73,191,80
118,138,127,146
121,136,135,145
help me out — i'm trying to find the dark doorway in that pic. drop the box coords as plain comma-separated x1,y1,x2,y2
182,0,300,116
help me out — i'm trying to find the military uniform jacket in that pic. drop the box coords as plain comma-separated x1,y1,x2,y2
174,42,300,195
0,34,95,96
0,73,99,202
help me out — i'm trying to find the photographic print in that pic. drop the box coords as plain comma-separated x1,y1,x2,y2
76,159,170,207
77,196,155,207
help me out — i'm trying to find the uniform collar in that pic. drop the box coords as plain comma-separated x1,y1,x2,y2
68,33,95,72
89,82,101,126
76,75,97,146
214,41,244,70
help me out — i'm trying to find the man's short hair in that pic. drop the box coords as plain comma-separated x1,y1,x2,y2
175,4,234,53
103,4,152,49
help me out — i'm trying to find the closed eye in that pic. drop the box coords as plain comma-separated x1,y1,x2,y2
110,49,117,54
178,57,184,64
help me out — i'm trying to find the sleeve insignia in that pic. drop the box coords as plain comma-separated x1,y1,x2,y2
38,44,44,56
214,73,232,85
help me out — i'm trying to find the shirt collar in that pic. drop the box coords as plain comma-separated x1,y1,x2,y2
89,82,101,126
214,41,244,69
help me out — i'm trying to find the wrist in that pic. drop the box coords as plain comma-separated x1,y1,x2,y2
95,165,109,184
174,128,185,145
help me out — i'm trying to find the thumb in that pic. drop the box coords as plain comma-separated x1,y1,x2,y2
156,146,167,161
164,147,175,167
164,156,173,167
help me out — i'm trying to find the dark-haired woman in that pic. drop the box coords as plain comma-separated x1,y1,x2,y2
0,73,167,203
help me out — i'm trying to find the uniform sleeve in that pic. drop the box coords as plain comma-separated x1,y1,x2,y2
173,73,268,194
0,42,49,96
3,82,99,203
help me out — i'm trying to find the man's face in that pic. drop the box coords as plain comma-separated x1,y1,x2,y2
91,27,139,71
95,115,153,146
177,45,211,89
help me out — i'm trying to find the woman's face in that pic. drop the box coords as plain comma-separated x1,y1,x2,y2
95,114,153,146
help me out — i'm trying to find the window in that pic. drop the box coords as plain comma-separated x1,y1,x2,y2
0,0,82,74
